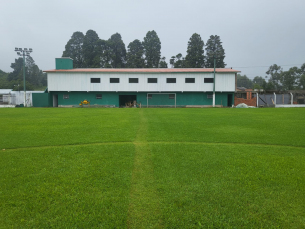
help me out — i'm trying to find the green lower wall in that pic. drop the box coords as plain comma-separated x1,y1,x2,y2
49,91,234,107
32,93,51,107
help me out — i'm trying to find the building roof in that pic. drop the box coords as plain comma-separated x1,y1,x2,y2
44,68,241,73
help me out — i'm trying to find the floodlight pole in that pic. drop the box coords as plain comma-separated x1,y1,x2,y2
14,47,33,107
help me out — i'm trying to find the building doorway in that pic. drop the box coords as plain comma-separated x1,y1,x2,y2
227,94,233,107
119,95,137,107
53,94,58,107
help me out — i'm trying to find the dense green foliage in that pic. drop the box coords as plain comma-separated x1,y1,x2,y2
126,39,145,68
143,30,161,68
170,53,186,68
237,74,254,88
0,69,10,89
0,108,304,228
62,31,85,68
95,39,113,68
238,63,305,90
1,56,46,90
158,56,168,68
62,30,229,69
108,33,127,68
185,33,205,68
266,64,283,90
63,30,167,69
82,30,100,68
205,35,226,68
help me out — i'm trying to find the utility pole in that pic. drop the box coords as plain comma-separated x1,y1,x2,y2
14,48,33,107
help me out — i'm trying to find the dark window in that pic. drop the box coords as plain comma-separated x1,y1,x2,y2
236,93,247,99
96,94,102,99
148,78,157,83
63,94,69,99
147,94,152,99
129,78,138,83
110,78,120,83
169,94,175,99
91,78,100,83
207,94,213,99
204,78,214,83
167,78,176,83
185,78,195,83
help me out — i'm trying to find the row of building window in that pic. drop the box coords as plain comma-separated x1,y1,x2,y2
90,78,214,84
63,94,213,100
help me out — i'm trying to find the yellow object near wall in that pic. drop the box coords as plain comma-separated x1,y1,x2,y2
79,100,90,106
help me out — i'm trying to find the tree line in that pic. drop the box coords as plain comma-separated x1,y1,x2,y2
237,63,305,91
0,30,224,91
2,29,303,91
62,30,226,69
0,56,47,91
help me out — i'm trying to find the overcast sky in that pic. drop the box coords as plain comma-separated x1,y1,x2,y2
1,0,304,79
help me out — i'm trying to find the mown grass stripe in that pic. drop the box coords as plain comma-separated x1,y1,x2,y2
128,109,162,229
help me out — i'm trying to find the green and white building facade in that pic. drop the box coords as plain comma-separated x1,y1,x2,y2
43,58,240,107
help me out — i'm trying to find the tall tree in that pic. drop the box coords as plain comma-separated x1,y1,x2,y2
266,64,283,90
170,53,186,68
0,70,11,89
94,39,113,68
126,39,145,68
299,63,305,89
237,74,253,88
62,31,85,68
25,56,36,85
108,33,126,68
185,33,205,68
7,56,46,90
281,67,300,90
8,58,23,82
159,57,168,68
253,76,266,87
83,30,99,68
24,56,46,87
143,30,161,68
205,35,226,68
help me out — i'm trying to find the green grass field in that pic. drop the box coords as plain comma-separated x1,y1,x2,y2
0,108,304,228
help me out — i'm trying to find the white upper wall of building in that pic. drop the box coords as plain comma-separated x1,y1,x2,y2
47,72,236,92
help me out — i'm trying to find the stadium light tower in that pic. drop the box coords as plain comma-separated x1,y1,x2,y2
14,47,33,106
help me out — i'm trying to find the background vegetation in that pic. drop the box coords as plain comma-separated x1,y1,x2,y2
1,29,304,91
237,63,305,91
0,56,46,91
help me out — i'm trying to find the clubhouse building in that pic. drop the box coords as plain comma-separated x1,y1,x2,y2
36,58,240,107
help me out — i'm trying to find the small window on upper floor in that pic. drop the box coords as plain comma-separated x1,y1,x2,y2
91,78,100,83
204,78,214,83
167,78,176,83
147,94,152,99
129,78,138,83
148,78,157,83
185,78,195,83
63,94,69,99
207,94,213,99
110,78,120,83
96,94,102,99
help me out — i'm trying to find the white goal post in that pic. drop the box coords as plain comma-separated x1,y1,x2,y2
146,93,176,108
